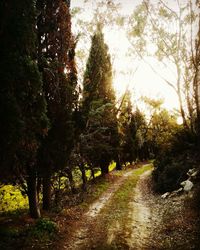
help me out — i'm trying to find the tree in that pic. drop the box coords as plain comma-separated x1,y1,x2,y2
119,93,147,164
0,0,48,218
141,97,178,158
36,0,78,210
81,25,119,174
127,0,199,131
118,91,133,164
71,0,125,90
192,10,200,142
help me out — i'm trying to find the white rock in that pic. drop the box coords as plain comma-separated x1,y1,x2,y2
180,180,186,186
172,187,183,194
187,168,198,177
161,192,170,199
181,180,194,192
191,170,198,177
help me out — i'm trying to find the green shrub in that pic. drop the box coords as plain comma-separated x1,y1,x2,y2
152,126,199,194
29,218,58,239
153,163,185,193
153,148,197,193
0,185,28,214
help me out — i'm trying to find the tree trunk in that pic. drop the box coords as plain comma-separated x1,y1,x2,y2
116,155,122,170
37,177,42,203
27,168,40,219
176,12,189,130
176,66,188,129
67,169,76,193
100,163,109,175
193,19,200,140
79,163,87,191
90,166,95,179
193,66,200,140
42,174,51,210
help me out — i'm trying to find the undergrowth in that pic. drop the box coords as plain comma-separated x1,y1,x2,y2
28,218,58,239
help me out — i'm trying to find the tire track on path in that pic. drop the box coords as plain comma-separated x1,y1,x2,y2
63,169,134,250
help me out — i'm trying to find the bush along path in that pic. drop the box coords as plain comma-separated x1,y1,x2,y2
54,163,200,250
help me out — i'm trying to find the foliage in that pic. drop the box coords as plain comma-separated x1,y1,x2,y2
36,0,78,210
127,0,199,131
153,126,200,193
130,1,200,192
0,0,48,177
29,218,58,239
37,0,78,174
81,25,119,174
0,0,49,218
0,185,28,214
147,109,179,156
119,93,148,163
153,149,198,193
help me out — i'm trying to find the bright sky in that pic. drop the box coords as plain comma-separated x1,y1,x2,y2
103,27,179,111
71,0,197,112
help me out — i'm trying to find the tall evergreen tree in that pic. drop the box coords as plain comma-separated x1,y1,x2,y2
118,91,134,164
81,25,119,174
36,0,78,209
0,0,48,218
119,93,147,164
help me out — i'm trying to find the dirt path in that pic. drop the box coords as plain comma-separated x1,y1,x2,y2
60,169,135,250
56,164,200,250
86,171,134,218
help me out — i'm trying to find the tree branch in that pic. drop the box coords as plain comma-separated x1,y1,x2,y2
133,47,178,94
143,1,177,55
158,0,178,18
116,67,138,114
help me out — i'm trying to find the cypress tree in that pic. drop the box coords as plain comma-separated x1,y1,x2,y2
37,0,78,209
118,91,134,164
120,105,147,164
0,0,48,218
82,25,119,174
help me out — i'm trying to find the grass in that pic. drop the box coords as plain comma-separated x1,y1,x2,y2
103,164,153,219
79,177,112,210
0,217,58,250
83,162,119,205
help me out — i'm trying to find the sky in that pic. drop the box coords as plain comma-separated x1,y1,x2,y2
71,0,198,112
